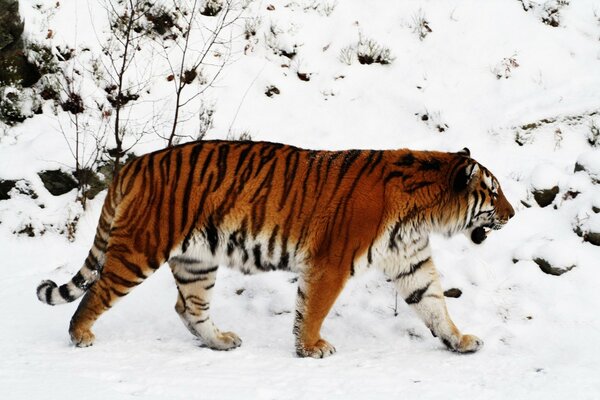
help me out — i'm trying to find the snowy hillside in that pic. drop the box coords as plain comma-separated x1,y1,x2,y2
1,0,600,399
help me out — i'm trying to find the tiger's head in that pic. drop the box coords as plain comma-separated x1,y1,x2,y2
451,148,515,244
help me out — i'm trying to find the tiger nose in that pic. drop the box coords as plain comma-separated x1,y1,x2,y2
507,204,515,220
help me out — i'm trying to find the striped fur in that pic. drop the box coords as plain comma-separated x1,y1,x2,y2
36,141,514,357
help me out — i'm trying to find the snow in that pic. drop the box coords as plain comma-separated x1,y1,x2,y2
530,164,562,190
2,0,600,399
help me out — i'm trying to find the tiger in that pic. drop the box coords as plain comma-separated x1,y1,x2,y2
36,140,514,358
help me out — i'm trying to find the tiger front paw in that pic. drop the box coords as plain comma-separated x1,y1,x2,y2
442,334,483,353
296,338,336,358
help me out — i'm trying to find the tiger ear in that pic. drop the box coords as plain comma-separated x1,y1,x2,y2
457,147,471,157
453,163,479,192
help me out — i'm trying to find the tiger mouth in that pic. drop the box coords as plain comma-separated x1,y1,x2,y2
470,222,504,244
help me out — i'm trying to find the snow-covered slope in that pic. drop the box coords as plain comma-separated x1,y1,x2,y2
1,0,600,399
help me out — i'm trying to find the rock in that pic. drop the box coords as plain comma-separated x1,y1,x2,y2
265,85,280,97
574,213,600,247
575,150,600,183
530,164,562,207
0,179,16,200
444,288,462,298
38,169,78,196
0,0,41,88
533,257,575,276
584,232,600,246
533,186,559,208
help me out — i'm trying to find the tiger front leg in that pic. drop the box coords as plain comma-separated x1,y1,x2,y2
293,265,350,358
393,257,483,353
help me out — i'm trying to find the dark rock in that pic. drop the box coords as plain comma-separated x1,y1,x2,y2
265,85,280,97
533,257,575,276
73,168,107,200
533,186,559,207
584,231,600,247
38,169,78,196
0,179,16,200
444,288,462,298
0,0,41,88
297,72,310,81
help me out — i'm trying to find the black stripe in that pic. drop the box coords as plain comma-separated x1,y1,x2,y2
171,257,202,264
110,286,128,297
388,221,401,250
405,181,434,193
205,217,219,255
182,144,203,221
337,150,361,185
44,285,53,304
214,144,230,190
384,170,405,184
182,265,219,275
113,253,147,280
405,282,432,305
368,151,383,174
253,245,264,270
267,225,279,257
394,153,415,167
71,271,90,290
419,158,441,171
279,149,299,210
59,285,75,301
395,257,430,280
204,283,215,290
104,271,138,288
174,275,209,284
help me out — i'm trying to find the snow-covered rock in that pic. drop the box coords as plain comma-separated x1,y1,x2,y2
575,150,600,183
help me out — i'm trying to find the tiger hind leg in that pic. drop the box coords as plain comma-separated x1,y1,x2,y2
169,258,241,351
393,257,482,353
69,246,157,347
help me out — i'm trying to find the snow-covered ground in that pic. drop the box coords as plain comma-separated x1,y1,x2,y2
1,0,600,398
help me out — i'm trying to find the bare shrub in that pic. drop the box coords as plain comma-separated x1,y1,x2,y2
411,9,432,41
356,37,394,65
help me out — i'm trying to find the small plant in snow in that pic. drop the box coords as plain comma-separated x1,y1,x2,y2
356,37,394,65
411,9,432,41
588,120,600,147
244,16,261,39
553,128,563,150
338,45,356,65
264,22,297,59
492,56,519,79
243,16,261,54
200,0,224,16
417,110,448,133
288,1,337,17
197,100,216,141
518,0,569,27
227,130,252,140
